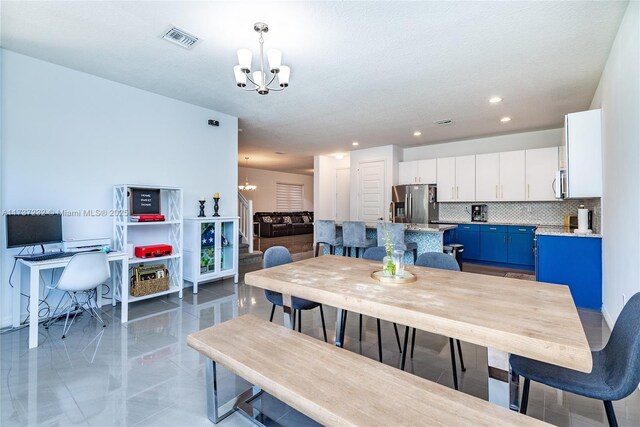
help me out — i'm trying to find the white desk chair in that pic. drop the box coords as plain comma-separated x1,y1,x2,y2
45,252,110,338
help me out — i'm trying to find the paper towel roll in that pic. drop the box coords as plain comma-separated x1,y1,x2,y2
578,208,590,231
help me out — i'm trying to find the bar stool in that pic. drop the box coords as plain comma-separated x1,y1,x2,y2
314,220,343,256
449,243,464,270
342,221,376,257
376,223,418,263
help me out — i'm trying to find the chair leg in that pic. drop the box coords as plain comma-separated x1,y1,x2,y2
376,318,383,362
603,400,618,427
359,314,363,341
269,304,276,322
456,339,466,372
413,249,418,263
339,310,348,348
61,300,73,339
400,326,410,370
342,247,347,257
393,323,402,353
292,310,296,330
410,327,417,358
520,378,530,414
315,244,320,257
356,248,360,258
297,310,302,333
449,338,459,390
319,305,327,342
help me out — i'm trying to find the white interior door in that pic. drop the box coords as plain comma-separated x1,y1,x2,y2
436,157,456,201
499,151,525,201
475,153,500,201
455,155,476,201
526,147,558,201
358,160,385,222
335,168,351,221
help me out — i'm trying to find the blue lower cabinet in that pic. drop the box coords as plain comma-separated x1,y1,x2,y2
536,235,602,310
456,229,480,260
479,232,508,263
508,234,535,266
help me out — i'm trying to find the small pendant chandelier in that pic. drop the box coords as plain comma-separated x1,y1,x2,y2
238,157,257,191
233,22,290,95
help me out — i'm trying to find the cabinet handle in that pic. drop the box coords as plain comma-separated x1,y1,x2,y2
503,236,506,243
519,228,526,232
495,185,498,199
452,187,454,199
456,186,459,199
501,185,504,198
510,236,512,243
527,184,530,199
489,227,497,230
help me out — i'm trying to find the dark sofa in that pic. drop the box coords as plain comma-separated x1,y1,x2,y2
254,211,314,237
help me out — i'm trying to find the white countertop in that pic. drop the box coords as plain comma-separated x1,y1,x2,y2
535,226,602,238
336,222,456,233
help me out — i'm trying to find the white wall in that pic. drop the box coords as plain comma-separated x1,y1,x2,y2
589,1,640,326
402,128,562,161
239,167,313,212
0,49,238,327
313,155,350,221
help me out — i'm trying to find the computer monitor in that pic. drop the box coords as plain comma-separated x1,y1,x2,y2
6,214,63,249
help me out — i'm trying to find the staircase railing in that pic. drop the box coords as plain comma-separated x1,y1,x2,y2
238,192,254,253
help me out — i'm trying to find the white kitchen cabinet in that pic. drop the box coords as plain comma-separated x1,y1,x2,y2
399,159,437,184
417,159,437,184
475,153,500,201
436,157,456,201
563,109,602,198
526,147,559,201
499,150,525,201
455,155,476,201
398,161,418,185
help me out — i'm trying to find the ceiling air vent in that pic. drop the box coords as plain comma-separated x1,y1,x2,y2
162,26,200,49
433,119,455,126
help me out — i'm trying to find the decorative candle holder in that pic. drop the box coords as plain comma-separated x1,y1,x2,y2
213,197,220,217
198,200,206,217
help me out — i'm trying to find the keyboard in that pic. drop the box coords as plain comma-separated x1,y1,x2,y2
16,252,74,262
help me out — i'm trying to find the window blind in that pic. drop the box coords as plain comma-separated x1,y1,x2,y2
276,183,304,211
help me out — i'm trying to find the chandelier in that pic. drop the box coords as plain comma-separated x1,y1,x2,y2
233,22,290,95
238,157,257,191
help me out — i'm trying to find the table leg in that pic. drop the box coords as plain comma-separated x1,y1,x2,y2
28,266,39,349
487,347,519,410
282,293,293,330
335,308,345,347
120,259,129,323
13,263,23,328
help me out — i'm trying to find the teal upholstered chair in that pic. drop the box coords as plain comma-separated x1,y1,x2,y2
263,246,327,342
511,292,640,427
376,223,418,262
342,221,376,257
315,220,343,256
401,252,466,391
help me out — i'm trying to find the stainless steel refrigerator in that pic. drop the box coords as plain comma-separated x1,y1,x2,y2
391,184,439,224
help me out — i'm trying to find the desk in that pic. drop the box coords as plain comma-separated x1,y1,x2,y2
245,255,592,410
13,252,128,349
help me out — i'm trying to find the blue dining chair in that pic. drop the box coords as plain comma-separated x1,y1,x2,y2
511,292,640,427
376,223,418,263
336,246,403,361
401,252,466,391
342,221,376,257
263,246,327,342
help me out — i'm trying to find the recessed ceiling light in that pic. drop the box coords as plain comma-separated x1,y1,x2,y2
489,97,503,104
413,131,422,136
238,128,243,132
352,141,359,146
500,117,511,122
335,154,344,160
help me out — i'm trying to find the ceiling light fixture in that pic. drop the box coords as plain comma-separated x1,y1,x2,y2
233,22,290,95
413,131,422,136
238,157,257,191
500,117,512,122
335,154,344,160
489,97,503,104
352,141,359,146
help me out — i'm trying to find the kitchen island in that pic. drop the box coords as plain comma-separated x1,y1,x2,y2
324,223,457,263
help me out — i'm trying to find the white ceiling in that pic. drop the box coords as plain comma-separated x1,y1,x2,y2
1,1,627,175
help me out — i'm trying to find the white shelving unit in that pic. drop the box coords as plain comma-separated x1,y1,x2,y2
112,184,184,322
184,217,239,293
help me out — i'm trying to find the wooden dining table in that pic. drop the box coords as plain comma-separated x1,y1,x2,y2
244,255,592,411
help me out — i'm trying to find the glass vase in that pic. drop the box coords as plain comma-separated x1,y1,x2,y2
382,256,396,277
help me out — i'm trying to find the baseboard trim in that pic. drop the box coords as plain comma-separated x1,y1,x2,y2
601,304,614,331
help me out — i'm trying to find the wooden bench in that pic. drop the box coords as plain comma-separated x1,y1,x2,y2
187,314,548,426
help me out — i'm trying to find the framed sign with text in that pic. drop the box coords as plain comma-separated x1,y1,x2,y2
129,188,161,215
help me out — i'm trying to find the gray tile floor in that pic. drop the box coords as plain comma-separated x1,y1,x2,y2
1,253,638,426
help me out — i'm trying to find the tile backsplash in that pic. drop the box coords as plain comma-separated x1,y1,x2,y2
439,199,601,232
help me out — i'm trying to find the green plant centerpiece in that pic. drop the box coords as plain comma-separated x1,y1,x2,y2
382,223,396,276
